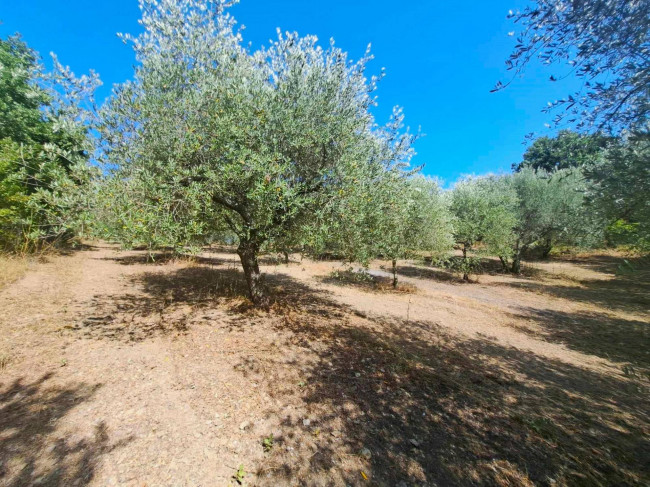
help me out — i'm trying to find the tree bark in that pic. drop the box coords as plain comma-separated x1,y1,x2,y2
499,256,509,272
283,250,289,264
237,237,268,307
392,259,398,289
462,244,469,281
511,239,522,274
540,237,553,259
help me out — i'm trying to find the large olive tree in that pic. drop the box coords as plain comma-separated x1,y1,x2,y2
100,0,415,305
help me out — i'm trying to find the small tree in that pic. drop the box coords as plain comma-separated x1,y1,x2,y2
100,0,415,305
449,176,517,280
376,176,453,288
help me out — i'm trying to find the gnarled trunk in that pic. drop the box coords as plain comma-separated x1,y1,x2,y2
392,259,398,289
237,237,268,307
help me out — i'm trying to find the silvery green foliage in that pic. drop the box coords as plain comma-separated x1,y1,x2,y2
374,175,454,286
497,0,649,132
507,167,597,269
28,55,101,245
449,175,518,258
0,35,100,250
99,0,415,301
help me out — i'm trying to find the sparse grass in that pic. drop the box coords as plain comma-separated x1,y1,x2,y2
0,255,29,290
262,433,274,452
0,353,11,370
324,267,417,293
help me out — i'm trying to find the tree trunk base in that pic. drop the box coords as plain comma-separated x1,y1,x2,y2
238,240,269,307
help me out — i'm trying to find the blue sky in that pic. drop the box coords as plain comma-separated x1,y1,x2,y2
0,0,582,183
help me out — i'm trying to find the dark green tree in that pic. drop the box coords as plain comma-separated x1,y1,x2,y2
514,130,615,172
585,131,650,248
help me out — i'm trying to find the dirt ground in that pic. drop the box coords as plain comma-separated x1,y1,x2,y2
0,243,648,486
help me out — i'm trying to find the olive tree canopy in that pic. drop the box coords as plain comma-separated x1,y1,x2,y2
100,0,415,305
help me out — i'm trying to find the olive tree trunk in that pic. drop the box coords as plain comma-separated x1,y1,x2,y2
462,244,469,281
540,237,553,259
511,239,522,274
392,259,398,289
237,237,268,307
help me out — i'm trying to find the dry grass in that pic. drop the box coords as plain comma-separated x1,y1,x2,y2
0,255,29,290
321,268,418,294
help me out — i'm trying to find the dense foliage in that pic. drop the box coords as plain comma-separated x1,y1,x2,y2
0,36,98,251
585,131,650,248
507,167,596,272
2,0,647,306
449,176,517,279
99,0,415,304
514,130,614,172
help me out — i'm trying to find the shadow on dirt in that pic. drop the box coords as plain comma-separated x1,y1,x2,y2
257,304,649,486
0,373,130,486
66,259,649,485
102,253,226,267
510,307,650,371
395,264,462,283
498,272,650,313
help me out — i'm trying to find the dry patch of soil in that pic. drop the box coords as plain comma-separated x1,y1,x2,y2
0,244,648,486
0,255,29,291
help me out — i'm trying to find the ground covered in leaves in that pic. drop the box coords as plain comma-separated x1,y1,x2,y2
0,243,648,486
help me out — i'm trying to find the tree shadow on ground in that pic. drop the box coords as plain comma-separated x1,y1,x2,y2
65,260,649,485
256,300,650,486
68,266,252,341
317,268,418,293
497,272,650,313
0,373,130,486
102,252,225,267
550,253,650,276
395,264,463,283
509,307,650,371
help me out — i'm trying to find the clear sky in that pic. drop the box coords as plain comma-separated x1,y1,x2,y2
0,0,582,183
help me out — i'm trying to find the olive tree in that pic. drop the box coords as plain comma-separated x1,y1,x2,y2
449,176,517,280
584,130,650,248
377,176,453,288
100,0,414,305
0,35,100,251
507,167,595,272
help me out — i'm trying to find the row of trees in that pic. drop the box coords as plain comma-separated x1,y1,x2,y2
1,0,647,305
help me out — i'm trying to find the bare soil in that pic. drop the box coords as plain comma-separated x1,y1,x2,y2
0,243,648,486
